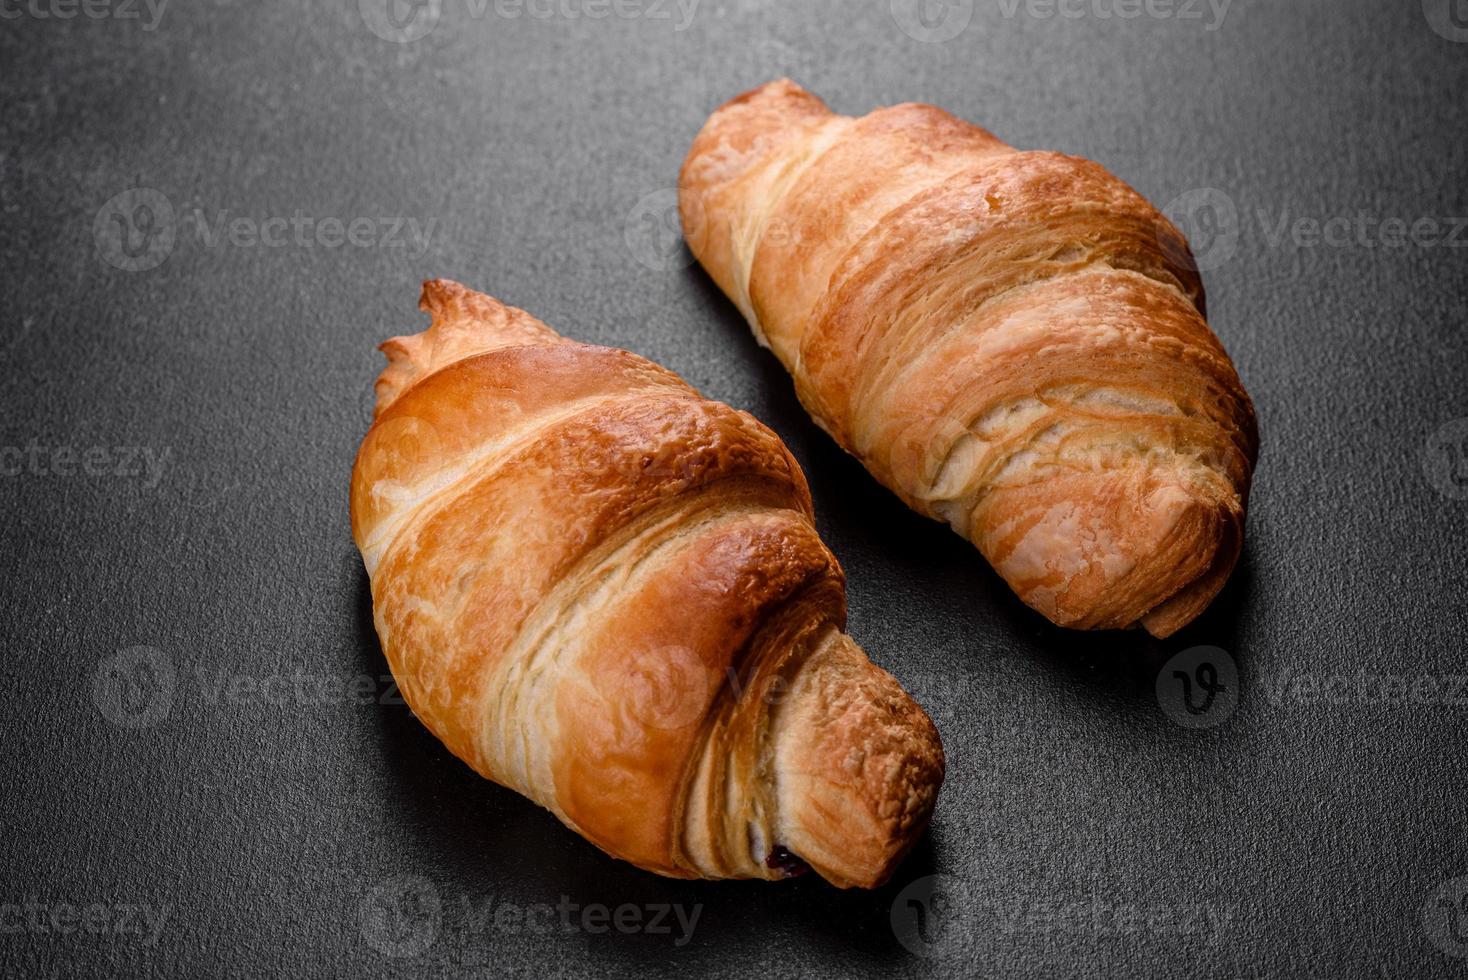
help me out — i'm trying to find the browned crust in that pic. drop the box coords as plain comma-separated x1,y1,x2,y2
680,80,1259,637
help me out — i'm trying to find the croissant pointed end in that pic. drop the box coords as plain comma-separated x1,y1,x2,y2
369,280,565,419
418,276,466,310
1137,500,1245,638
770,632,944,889
719,77,817,111
980,468,1247,636
418,277,502,324
680,80,838,337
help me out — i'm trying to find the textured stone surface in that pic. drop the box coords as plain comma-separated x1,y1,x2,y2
1,0,1465,976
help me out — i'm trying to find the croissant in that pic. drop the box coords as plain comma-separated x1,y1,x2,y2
349,279,943,888
679,80,1259,638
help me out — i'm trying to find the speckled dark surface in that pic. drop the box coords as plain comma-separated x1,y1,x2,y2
2,1,1467,976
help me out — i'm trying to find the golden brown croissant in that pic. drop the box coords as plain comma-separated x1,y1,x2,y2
680,80,1259,638
349,279,943,888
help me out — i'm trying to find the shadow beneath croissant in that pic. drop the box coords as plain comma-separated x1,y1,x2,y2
348,557,942,965
346,527,1253,967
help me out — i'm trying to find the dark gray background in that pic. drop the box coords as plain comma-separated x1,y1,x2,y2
2,0,1466,976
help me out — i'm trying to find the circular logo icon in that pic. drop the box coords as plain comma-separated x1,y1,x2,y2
889,0,974,42
888,415,971,504
619,645,714,731
1423,0,1468,42
1423,419,1468,501
624,189,694,272
360,0,442,43
361,873,442,958
364,414,447,508
890,874,972,957
1424,876,1468,958
1159,187,1240,273
92,646,177,729
1156,645,1239,730
93,187,176,272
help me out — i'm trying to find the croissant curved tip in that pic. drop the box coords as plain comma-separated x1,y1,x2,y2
1125,480,1245,637
418,277,486,318
419,276,463,305
725,77,805,103
369,280,568,419
979,468,1246,636
704,77,830,122
1137,505,1245,638
771,632,944,889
